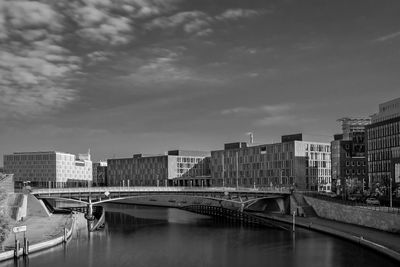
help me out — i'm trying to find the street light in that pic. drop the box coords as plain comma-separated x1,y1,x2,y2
236,151,239,189
390,176,393,208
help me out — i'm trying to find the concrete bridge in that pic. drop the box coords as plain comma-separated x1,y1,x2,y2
31,186,292,228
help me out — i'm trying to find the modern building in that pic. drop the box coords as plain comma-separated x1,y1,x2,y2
366,97,400,191
92,161,107,186
107,150,211,187
107,157,134,186
210,134,331,191
331,118,371,195
3,151,92,188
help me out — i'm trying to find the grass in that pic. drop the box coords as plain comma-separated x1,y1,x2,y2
0,187,12,247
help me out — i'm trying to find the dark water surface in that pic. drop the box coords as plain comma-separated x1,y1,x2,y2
2,204,398,267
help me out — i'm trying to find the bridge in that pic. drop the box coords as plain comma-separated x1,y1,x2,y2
31,187,292,228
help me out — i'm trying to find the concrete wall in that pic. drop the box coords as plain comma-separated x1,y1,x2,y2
27,194,51,217
245,197,287,213
304,196,400,233
7,193,26,221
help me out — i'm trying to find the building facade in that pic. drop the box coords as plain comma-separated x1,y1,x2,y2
367,97,400,190
210,134,331,191
107,150,211,187
3,151,92,187
107,157,133,186
331,118,370,195
92,161,107,186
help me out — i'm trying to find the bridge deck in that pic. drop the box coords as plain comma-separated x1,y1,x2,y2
31,186,291,195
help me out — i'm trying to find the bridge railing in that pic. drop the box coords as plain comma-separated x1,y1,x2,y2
31,186,291,195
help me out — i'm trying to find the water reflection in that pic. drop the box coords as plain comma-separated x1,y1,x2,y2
1,204,398,267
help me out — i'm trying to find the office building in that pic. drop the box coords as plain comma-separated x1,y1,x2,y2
107,150,211,187
210,134,331,191
367,97,400,189
3,151,92,187
107,157,134,186
331,118,370,195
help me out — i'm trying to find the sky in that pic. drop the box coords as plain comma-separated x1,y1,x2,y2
1,0,400,162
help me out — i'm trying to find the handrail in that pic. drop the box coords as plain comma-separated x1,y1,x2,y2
31,186,291,195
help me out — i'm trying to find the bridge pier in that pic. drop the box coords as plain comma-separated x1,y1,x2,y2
84,198,95,221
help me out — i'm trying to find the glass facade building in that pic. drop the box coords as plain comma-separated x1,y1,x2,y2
367,97,400,189
210,134,331,191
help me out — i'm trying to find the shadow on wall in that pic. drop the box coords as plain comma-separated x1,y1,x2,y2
245,198,285,213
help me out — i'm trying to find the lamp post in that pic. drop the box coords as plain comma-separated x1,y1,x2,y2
390,176,393,208
222,153,225,188
236,151,239,189
280,169,284,186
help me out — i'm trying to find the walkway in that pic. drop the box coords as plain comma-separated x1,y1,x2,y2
255,213,400,261
1,214,71,251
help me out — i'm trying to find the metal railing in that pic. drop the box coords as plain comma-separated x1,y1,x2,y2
303,192,400,214
31,186,291,195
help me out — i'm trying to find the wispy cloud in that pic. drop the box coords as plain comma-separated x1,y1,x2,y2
373,31,400,42
221,104,291,115
221,104,299,126
145,10,213,36
145,8,265,37
119,48,222,87
215,8,264,20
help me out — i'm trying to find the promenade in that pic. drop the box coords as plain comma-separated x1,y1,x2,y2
1,214,72,251
255,213,400,261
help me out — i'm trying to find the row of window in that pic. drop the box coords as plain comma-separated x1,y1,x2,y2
177,157,205,163
368,136,400,150
367,120,400,139
345,161,366,167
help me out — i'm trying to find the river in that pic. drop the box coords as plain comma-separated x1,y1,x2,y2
2,203,398,267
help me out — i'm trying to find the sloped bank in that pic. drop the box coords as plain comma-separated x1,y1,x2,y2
304,196,400,233
0,212,78,262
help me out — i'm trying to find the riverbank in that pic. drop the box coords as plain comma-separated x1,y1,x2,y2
0,212,86,262
254,213,400,262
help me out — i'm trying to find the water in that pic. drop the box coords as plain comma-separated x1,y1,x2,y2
2,204,398,267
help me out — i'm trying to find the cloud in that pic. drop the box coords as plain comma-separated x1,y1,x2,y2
0,1,81,119
63,0,180,45
374,31,400,42
119,48,221,87
5,1,62,31
145,10,212,36
86,51,114,65
221,104,291,115
145,8,264,36
221,104,298,126
76,16,132,45
65,1,133,45
216,9,263,20
0,0,182,119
